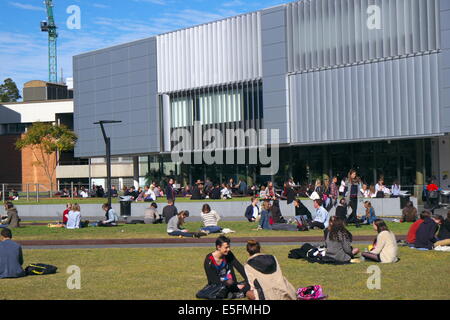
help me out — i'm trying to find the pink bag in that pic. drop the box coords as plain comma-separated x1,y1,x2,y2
297,285,328,300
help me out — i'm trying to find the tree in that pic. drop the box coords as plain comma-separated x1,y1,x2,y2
0,78,21,102
16,122,78,194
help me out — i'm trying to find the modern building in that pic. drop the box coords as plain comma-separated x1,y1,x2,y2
0,81,149,192
73,0,450,192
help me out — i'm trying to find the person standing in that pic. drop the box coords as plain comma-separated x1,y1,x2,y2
165,178,176,202
0,228,26,279
245,197,260,222
330,176,339,207
345,169,362,225
258,200,272,230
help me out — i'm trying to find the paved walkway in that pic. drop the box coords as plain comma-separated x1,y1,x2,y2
18,235,406,248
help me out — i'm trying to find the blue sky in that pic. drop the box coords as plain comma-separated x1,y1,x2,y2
0,0,287,95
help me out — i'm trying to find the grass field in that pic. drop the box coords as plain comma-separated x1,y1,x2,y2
12,221,413,241
1,245,449,300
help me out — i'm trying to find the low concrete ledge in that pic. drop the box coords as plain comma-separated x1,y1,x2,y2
5,197,417,219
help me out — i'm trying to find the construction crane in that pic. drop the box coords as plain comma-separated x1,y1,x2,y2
40,0,58,83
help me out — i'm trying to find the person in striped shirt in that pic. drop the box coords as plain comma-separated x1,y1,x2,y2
200,204,222,234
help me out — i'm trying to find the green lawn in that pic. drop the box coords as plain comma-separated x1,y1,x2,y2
12,221,412,241
1,245,449,300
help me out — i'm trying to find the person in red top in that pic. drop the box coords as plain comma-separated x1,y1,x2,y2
62,203,72,225
406,210,431,245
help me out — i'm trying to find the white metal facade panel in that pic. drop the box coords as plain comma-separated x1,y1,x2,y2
289,54,441,144
287,0,441,73
157,12,262,93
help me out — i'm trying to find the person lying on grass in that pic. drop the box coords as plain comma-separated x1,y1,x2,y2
362,219,398,263
323,216,360,263
203,236,250,299
244,240,297,300
167,210,206,238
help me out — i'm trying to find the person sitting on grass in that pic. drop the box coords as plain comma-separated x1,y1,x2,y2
435,212,450,247
310,199,329,230
97,203,119,227
167,211,206,238
361,201,377,225
200,204,222,234
244,240,297,300
62,203,72,225
270,200,286,224
323,216,360,263
406,210,429,246
66,203,81,229
294,198,312,223
244,197,260,222
0,228,26,279
362,219,398,263
162,199,178,223
144,202,162,224
414,214,439,250
257,200,272,230
0,202,21,228
204,236,250,299
401,201,418,223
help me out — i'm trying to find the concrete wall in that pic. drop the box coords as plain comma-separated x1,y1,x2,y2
10,198,417,220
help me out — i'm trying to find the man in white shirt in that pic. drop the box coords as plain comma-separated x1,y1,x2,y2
310,199,330,230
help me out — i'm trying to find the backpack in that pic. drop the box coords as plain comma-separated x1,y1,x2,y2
25,263,58,276
297,285,327,300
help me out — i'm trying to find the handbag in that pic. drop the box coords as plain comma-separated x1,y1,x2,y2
25,263,58,276
196,283,229,300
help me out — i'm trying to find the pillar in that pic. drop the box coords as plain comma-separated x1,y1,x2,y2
415,140,425,200
133,156,140,189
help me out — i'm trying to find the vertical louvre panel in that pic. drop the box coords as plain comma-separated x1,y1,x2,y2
289,54,440,144
287,0,440,73
157,13,261,93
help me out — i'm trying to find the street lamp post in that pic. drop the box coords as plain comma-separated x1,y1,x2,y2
93,120,122,206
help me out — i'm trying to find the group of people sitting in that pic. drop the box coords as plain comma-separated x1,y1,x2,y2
405,210,450,250
61,203,119,228
202,236,297,300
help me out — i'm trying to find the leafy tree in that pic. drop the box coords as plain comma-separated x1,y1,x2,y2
16,122,78,194
0,78,21,102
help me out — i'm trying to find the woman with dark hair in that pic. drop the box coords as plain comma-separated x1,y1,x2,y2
335,198,348,222
200,204,222,234
167,211,206,238
323,216,360,263
98,203,119,227
362,219,398,263
204,236,250,298
270,200,286,224
345,169,362,225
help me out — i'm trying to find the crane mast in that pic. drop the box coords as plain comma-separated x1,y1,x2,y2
40,0,58,83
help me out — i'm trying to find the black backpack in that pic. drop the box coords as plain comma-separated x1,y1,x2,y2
25,263,58,276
